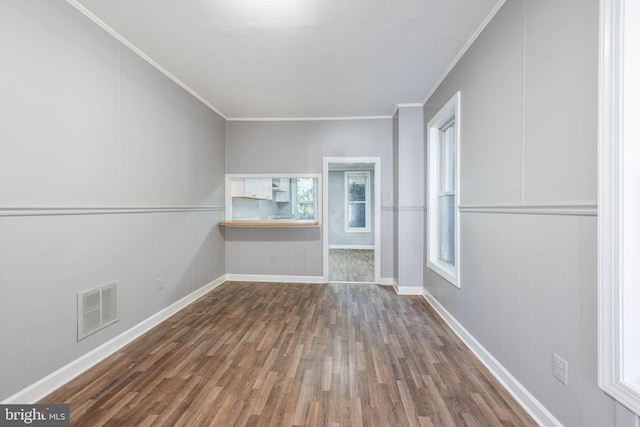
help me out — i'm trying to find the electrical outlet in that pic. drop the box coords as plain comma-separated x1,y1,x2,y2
271,254,277,263
156,276,164,291
552,353,568,386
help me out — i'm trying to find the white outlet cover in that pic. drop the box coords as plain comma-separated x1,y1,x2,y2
553,353,569,386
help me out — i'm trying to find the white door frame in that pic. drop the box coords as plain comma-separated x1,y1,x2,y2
323,157,381,283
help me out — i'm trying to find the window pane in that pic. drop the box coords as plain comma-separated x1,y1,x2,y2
297,202,315,220
439,194,455,265
348,176,367,202
442,124,455,193
439,136,446,193
296,178,316,220
349,202,366,228
296,178,315,202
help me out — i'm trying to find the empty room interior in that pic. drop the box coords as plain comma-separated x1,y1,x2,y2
1,0,639,426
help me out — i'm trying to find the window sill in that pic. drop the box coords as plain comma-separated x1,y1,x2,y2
601,379,640,416
427,259,459,288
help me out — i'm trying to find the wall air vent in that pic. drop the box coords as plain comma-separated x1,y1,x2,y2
77,281,118,341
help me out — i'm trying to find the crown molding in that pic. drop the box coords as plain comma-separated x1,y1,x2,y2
64,0,228,120
64,0,505,123
422,0,507,104
396,103,424,108
227,115,392,122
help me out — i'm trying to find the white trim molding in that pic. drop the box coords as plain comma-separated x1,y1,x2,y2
227,116,391,122
394,285,424,296
0,206,225,217
1,275,227,404
225,274,325,284
422,289,563,427
329,245,375,250
459,203,597,216
598,0,640,416
394,206,427,212
378,277,395,286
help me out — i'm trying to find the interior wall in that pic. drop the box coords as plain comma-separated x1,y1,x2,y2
392,111,400,284
225,119,393,279
422,0,637,425
0,0,226,401
394,106,424,291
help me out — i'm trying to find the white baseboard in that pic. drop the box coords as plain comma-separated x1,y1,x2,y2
422,289,562,427
225,274,325,284
329,245,375,250
396,287,425,295
2,274,227,404
392,281,424,295
227,274,392,286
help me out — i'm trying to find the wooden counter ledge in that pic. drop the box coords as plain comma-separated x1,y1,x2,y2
219,220,320,227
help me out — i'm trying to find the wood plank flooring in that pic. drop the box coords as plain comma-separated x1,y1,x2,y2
42,282,537,426
329,249,374,282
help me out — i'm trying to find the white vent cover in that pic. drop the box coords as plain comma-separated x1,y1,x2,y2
77,281,118,341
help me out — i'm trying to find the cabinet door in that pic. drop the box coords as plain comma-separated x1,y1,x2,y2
244,178,273,200
274,179,290,202
230,179,245,197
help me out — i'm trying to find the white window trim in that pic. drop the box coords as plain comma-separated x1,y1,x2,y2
344,171,371,233
598,0,640,416
427,92,461,288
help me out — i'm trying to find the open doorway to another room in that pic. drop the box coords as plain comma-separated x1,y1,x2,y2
323,158,381,284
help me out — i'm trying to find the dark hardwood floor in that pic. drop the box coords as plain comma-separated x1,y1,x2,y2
42,282,536,426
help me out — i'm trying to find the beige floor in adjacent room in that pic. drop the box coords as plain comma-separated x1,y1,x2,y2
329,248,374,283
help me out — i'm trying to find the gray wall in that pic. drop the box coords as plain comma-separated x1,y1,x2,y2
328,171,375,247
226,120,393,278
394,106,424,290
393,111,400,283
422,0,637,425
0,0,226,401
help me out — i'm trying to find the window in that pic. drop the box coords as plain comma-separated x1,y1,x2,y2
427,92,460,287
599,0,640,415
345,171,371,232
225,174,320,222
438,122,456,265
295,177,316,220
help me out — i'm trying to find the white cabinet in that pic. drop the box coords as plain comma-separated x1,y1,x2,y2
230,177,273,200
230,179,245,197
273,178,290,202
243,178,272,200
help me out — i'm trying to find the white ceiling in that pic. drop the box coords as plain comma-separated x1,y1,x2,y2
71,0,501,119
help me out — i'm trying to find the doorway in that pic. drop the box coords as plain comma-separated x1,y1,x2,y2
323,157,381,283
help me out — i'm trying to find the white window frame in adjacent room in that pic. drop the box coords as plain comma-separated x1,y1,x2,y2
344,171,371,233
426,92,461,288
599,0,640,416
